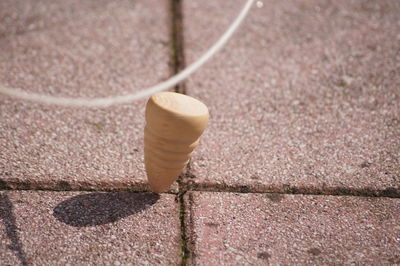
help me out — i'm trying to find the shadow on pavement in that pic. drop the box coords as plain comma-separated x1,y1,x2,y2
0,193,29,266
53,192,159,227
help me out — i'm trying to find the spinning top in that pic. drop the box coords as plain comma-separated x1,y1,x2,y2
144,92,209,193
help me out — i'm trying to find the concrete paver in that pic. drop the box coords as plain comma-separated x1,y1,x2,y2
0,0,176,191
0,0,136,39
183,0,400,195
0,190,180,265
185,191,400,265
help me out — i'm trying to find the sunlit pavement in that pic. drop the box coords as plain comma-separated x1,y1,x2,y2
0,0,399,264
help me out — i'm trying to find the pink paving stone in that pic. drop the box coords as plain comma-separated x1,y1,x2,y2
0,190,180,265
185,191,400,265
0,0,177,191
0,0,129,39
183,0,400,195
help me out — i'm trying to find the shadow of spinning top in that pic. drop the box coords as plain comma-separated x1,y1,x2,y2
144,92,209,193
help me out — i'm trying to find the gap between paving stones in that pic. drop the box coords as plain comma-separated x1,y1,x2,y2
171,0,186,95
0,185,398,199
182,181,400,198
170,0,191,264
3,168,397,198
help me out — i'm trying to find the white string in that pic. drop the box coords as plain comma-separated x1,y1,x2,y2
0,0,255,107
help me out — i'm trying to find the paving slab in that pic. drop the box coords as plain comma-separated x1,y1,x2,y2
0,0,129,39
0,0,177,191
0,190,180,265
185,191,400,265
183,0,400,195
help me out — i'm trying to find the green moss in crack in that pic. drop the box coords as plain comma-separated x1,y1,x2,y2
57,181,72,191
0,179,9,189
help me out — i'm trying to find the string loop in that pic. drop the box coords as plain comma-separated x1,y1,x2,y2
0,0,255,107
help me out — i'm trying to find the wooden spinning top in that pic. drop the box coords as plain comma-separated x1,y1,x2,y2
144,92,209,193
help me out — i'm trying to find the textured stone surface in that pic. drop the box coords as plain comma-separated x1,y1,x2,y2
185,191,400,265
0,0,133,39
183,0,400,195
0,190,180,265
0,0,176,191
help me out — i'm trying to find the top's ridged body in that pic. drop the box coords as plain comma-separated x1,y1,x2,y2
144,92,209,193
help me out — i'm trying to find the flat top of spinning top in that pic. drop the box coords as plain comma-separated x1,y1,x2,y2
151,92,209,117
